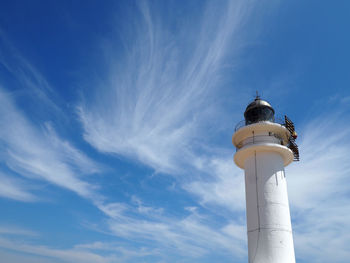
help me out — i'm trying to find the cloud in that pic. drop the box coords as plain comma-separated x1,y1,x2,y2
286,113,350,262
0,29,62,116
184,156,246,212
0,237,110,263
0,172,36,202
74,2,267,260
78,0,255,174
0,224,158,263
0,89,100,201
288,114,350,209
95,200,247,261
0,225,38,237
0,250,59,263
0,211,245,263
0,235,172,263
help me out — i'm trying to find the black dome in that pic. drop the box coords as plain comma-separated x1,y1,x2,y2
244,97,275,125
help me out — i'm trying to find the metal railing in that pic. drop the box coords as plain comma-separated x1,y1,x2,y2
234,116,285,132
234,115,300,161
235,133,284,151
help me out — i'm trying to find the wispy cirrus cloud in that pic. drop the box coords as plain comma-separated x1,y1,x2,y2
0,224,157,263
286,112,350,262
0,171,36,201
78,0,255,174
0,225,38,237
0,89,100,201
0,210,245,263
95,200,247,261
0,29,63,117
0,233,172,263
74,1,269,260
288,114,350,209
0,237,110,263
184,156,246,212
0,29,103,202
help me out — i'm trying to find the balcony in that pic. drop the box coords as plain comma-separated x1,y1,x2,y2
234,117,285,132
235,133,284,151
234,116,299,161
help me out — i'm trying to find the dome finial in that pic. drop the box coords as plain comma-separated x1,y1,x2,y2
255,90,260,100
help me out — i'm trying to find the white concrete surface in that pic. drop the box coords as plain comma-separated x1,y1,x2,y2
233,122,296,263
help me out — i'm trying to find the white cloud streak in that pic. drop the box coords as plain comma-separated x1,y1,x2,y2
96,200,247,261
0,237,110,263
0,89,100,201
0,225,38,237
0,29,62,115
0,224,159,263
78,0,254,174
75,1,263,260
286,113,350,262
0,172,36,201
184,156,246,212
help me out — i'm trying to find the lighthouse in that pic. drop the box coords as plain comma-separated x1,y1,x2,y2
232,95,299,263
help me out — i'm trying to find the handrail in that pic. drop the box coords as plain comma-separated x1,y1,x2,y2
234,116,299,161
234,116,285,132
236,133,284,151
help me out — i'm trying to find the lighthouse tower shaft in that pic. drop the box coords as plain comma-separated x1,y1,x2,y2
245,150,295,263
232,98,297,263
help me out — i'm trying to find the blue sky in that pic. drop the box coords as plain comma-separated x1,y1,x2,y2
0,1,349,262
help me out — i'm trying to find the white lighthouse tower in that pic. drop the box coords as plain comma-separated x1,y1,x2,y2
232,95,299,263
